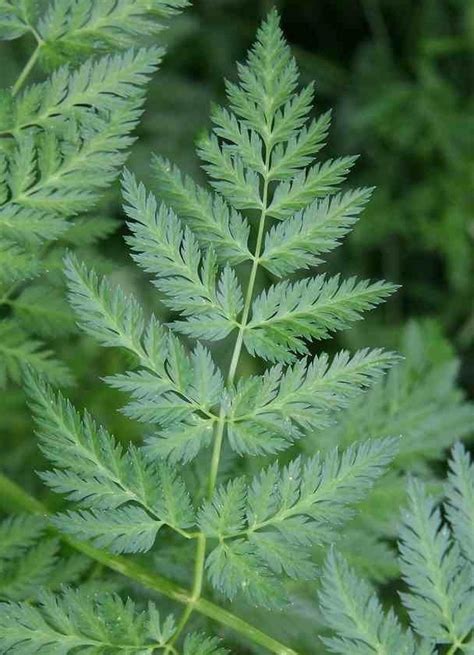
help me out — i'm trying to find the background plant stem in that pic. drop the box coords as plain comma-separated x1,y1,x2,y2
12,45,41,96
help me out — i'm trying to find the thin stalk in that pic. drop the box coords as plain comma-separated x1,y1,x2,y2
196,596,299,655
0,471,300,655
207,409,226,497
226,191,268,385
208,143,272,491
12,45,41,97
171,143,273,641
165,534,207,652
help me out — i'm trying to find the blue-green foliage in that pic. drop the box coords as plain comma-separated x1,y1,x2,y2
44,9,399,611
445,443,474,564
0,586,226,654
25,370,195,553
1,9,470,655
307,321,474,582
123,171,244,340
200,437,399,606
318,445,474,654
0,0,187,385
0,1,187,61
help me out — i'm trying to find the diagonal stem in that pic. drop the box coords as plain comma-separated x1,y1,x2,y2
0,471,300,655
12,45,41,97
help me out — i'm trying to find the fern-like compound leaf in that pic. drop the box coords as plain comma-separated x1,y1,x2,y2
260,187,374,277
206,540,284,609
123,170,242,340
64,253,147,351
7,48,162,135
25,370,195,552
201,438,398,541
37,0,188,64
244,275,396,362
7,9,407,646
445,442,474,563
226,10,300,145
0,588,177,654
0,41,163,385
0,0,190,385
65,254,221,462
311,322,474,581
319,321,474,461
0,586,225,654
399,478,473,644
226,348,396,455
2,50,160,211
200,438,398,606
53,506,164,554
318,550,427,655
319,446,474,654
152,156,252,265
